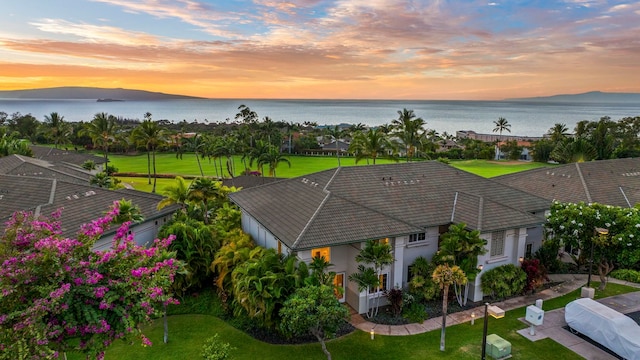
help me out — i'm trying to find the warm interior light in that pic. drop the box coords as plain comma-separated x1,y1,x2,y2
487,305,505,319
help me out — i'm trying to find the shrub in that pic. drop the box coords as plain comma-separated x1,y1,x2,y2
481,264,527,300
610,269,640,283
402,302,428,323
383,287,404,316
82,159,96,170
534,240,564,273
105,164,119,175
201,334,235,360
521,258,549,293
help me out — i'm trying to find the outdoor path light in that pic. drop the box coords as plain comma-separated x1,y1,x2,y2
481,303,505,360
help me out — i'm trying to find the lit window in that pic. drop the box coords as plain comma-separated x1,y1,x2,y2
408,232,426,243
369,273,388,294
491,231,505,257
312,247,330,262
375,238,389,245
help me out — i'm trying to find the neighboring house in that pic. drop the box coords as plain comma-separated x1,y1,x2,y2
30,145,107,171
495,140,533,161
320,139,350,153
493,157,640,257
229,161,550,313
456,130,543,143
0,155,178,250
0,154,93,185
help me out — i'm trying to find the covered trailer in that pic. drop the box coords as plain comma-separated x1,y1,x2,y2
565,298,640,360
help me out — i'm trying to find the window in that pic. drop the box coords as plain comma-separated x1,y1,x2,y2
375,238,389,245
490,230,505,257
408,232,426,243
525,243,532,258
407,265,415,283
312,247,330,261
334,273,345,302
369,273,388,294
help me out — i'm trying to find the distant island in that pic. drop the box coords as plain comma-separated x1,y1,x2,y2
506,91,640,104
97,98,124,102
0,86,205,101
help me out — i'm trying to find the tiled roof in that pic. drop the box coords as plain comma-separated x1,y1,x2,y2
30,145,107,166
0,154,91,184
0,175,178,239
221,175,282,189
229,161,550,250
493,158,640,207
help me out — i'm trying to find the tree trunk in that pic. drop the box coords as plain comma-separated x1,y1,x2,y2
598,260,615,290
147,150,151,185
195,152,204,176
313,331,331,360
151,148,157,193
163,303,168,343
440,286,448,351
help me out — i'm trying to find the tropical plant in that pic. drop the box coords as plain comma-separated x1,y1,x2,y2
325,125,345,167
550,137,597,163
257,145,291,177
480,264,526,299
158,218,220,295
89,171,112,188
183,133,207,176
407,256,439,302
201,334,235,360
521,258,549,294
349,239,394,317
492,117,511,159
347,265,378,318
157,176,191,211
211,230,258,302
432,264,467,352
392,108,425,162
81,112,118,166
432,223,486,306
42,112,72,149
547,123,570,143
131,115,168,193
187,178,238,224
279,284,349,360
350,128,394,164
0,204,180,360
109,198,144,225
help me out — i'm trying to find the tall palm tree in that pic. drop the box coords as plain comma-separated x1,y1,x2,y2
392,108,425,162
325,125,345,167
183,133,206,176
350,128,393,165
131,116,168,193
42,112,71,149
547,123,570,143
257,145,291,177
432,264,467,352
492,117,511,160
82,112,118,166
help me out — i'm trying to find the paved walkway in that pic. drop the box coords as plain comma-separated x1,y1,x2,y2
349,274,640,359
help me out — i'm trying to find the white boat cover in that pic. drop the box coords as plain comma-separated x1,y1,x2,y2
565,298,640,360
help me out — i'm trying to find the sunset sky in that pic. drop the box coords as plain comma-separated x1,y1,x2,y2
1,0,639,100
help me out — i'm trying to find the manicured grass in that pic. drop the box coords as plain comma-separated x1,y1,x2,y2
450,159,552,178
66,282,638,360
109,153,553,192
117,177,192,194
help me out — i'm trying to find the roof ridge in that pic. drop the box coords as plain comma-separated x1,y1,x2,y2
574,162,593,203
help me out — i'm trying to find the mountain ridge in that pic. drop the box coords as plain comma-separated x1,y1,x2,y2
0,86,205,101
506,91,640,103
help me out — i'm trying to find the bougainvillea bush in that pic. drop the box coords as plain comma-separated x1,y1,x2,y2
0,202,181,360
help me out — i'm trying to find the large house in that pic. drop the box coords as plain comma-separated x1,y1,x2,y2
229,161,551,313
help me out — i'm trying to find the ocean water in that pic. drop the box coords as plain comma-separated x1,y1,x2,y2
1,98,640,138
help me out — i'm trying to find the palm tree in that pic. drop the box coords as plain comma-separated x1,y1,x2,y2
433,223,486,306
547,123,570,143
131,115,168,193
42,112,71,149
82,112,118,166
157,176,190,211
350,128,393,165
432,264,467,352
392,109,425,162
550,137,597,163
492,117,511,160
257,145,291,177
347,265,379,319
353,239,394,317
183,133,206,176
325,125,345,167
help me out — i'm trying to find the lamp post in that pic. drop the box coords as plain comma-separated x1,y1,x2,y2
481,303,505,360
587,227,609,289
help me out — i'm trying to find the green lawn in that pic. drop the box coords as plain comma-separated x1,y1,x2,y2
110,153,554,193
66,282,638,360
